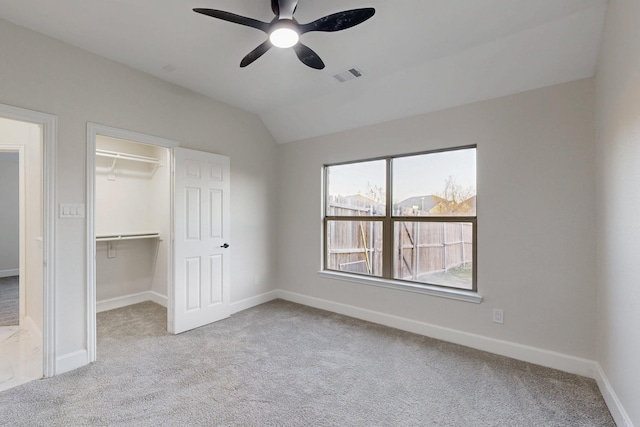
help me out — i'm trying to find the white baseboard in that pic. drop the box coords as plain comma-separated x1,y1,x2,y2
97,291,167,313
0,269,19,278
148,291,168,308
276,290,596,379
56,349,88,375
230,290,279,314
23,315,42,341
594,363,635,427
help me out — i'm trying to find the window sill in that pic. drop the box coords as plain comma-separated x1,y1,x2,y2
317,271,483,304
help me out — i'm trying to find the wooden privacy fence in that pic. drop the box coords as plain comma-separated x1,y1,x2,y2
326,198,383,275
326,198,472,279
326,219,383,275
396,221,472,281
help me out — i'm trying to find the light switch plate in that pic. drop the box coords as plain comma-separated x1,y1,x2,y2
59,203,85,219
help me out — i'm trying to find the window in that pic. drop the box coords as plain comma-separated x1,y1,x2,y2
324,146,477,291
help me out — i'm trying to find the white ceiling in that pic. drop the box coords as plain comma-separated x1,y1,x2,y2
0,0,607,143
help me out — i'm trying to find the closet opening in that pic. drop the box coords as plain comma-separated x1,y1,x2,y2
93,135,171,338
88,123,232,360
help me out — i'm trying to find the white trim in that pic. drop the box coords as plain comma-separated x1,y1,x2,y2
0,269,19,278
42,112,57,378
87,123,179,363
594,363,635,427
56,350,88,375
230,290,279,314
86,126,96,362
87,123,179,149
148,291,168,308
0,103,57,378
318,271,483,304
17,146,25,327
276,290,596,378
96,291,168,313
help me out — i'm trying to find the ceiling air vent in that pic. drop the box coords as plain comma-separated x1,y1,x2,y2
332,67,364,83
162,64,177,73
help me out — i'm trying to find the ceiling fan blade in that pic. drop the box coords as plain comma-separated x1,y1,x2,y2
277,0,298,19
293,43,325,70
271,0,279,16
193,9,271,33
240,40,273,67
299,8,375,34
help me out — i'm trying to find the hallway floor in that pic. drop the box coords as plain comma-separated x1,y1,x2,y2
0,326,42,392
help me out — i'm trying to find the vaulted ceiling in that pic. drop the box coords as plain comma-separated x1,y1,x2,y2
0,0,607,143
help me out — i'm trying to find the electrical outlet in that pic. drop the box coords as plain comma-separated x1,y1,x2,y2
492,308,504,324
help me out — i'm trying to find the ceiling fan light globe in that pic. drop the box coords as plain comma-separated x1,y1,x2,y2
270,28,299,48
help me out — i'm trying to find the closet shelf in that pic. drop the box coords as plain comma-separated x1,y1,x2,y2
96,232,161,242
96,149,161,179
96,149,160,165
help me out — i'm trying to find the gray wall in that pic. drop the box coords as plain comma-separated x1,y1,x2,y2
0,152,19,275
595,0,640,424
0,18,279,358
277,78,597,360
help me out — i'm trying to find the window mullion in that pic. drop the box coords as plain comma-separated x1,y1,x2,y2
383,158,393,279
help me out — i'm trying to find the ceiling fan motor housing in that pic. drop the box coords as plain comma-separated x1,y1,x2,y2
269,19,300,48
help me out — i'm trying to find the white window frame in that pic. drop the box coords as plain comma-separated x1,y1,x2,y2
321,146,482,304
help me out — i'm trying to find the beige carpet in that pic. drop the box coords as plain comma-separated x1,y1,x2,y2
0,300,614,426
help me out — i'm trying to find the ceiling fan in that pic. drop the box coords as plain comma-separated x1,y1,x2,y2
193,0,375,70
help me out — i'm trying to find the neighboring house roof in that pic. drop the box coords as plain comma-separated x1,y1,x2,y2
343,194,380,206
328,194,385,215
394,195,439,212
330,194,476,216
429,196,476,216
395,195,476,216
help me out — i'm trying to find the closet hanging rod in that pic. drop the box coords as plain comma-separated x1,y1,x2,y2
96,232,161,242
96,149,160,165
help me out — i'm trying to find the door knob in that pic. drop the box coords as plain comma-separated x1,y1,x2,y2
220,243,229,248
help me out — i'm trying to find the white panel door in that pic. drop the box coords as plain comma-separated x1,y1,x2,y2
172,147,230,334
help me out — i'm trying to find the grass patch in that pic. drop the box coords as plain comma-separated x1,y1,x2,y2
417,264,473,290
